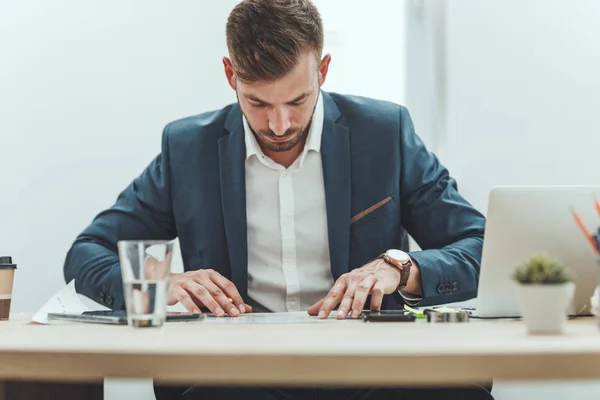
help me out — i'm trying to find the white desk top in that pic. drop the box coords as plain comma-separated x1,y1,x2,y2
1,313,600,385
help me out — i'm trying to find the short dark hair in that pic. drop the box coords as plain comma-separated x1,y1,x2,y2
226,0,324,83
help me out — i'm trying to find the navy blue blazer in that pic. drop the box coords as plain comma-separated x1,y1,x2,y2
63,92,486,310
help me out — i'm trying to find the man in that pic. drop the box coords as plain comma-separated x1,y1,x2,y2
64,0,491,399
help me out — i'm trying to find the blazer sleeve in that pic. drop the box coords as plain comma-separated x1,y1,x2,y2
398,107,486,306
63,125,177,310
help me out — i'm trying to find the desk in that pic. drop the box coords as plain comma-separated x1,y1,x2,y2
1,315,600,397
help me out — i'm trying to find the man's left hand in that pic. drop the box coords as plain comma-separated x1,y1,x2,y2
307,258,401,319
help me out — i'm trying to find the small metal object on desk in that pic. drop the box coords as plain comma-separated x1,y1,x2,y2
425,310,469,323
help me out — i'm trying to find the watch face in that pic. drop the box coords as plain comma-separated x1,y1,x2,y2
386,249,410,262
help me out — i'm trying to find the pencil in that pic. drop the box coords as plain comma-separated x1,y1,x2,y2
595,197,600,219
571,208,599,252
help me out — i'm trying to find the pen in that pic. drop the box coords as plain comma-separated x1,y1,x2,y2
571,208,599,253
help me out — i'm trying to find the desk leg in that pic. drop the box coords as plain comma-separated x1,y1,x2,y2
2,380,103,399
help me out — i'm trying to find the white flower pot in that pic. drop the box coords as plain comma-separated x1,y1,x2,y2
515,282,575,334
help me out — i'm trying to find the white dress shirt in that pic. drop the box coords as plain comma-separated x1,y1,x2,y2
244,92,335,312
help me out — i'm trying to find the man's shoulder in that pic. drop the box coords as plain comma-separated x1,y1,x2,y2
163,103,237,141
328,92,407,115
326,92,409,130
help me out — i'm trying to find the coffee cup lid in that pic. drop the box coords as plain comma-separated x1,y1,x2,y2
0,256,17,269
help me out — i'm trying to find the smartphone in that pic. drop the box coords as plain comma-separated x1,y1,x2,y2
47,311,127,325
360,310,416,322
47,310,204,325
85,310,203,322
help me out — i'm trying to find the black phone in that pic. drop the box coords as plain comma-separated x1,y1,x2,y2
84,310,203,322
360,310,416,322
47,310,203,325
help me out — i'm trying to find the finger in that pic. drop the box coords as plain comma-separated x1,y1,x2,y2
182,280,225,317
226,299,254,314
144,255,167,280
336,279,359,319
318,279,348,319
307,299,324,316
201,280,240,317
351,276,377,318
369,281,386,311
174,287,202,314
206,270,245,312
168,276,183,306
169,275,200,306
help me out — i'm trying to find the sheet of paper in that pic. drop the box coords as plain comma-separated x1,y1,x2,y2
31,279,93,324
203,311,356,324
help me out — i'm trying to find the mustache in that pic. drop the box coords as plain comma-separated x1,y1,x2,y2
255,128,302,138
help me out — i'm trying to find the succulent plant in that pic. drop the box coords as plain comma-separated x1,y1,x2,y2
511,254,572,284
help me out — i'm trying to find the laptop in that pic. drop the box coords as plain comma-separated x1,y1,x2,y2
467,185,600,318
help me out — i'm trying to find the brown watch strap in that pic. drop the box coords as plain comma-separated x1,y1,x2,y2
397,260,411,290
379,253,412,290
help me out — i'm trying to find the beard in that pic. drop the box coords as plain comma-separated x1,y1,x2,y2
247,118,313,152
240,94,319,153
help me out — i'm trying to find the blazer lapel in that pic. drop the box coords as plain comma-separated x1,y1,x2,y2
321,92,351,280
219,104,248,299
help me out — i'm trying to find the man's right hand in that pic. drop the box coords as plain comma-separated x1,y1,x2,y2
167,269,252,317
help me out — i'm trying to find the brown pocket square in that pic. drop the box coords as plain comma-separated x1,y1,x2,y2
350,196,393,224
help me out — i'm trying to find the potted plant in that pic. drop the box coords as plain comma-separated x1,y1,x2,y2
512,254,575,334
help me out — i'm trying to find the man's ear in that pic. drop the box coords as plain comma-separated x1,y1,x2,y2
318,54,332,87
223,57,237,90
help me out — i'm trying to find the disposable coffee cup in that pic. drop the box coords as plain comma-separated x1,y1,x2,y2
0,256,17,320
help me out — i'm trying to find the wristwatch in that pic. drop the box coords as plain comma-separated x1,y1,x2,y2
379,249,412,290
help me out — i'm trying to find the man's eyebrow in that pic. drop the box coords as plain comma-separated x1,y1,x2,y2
287,92,310,103
245,94,268,104
244,92,311,105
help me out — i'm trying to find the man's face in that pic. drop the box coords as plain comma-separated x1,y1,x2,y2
224,52,331,153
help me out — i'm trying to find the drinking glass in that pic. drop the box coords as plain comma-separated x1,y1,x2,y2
117,240,174,328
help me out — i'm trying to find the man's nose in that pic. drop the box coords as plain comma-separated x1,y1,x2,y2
268,108,291,136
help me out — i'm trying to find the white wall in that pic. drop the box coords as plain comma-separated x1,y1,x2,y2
444,0,600,213
317,0,406,105
405,0,446,152
0,0,407,315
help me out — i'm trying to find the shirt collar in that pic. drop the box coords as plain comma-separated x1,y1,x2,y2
243,91,324,161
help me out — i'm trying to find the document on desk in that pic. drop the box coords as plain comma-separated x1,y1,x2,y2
29,281,354,325
31,279,93,324
203,311,353,324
